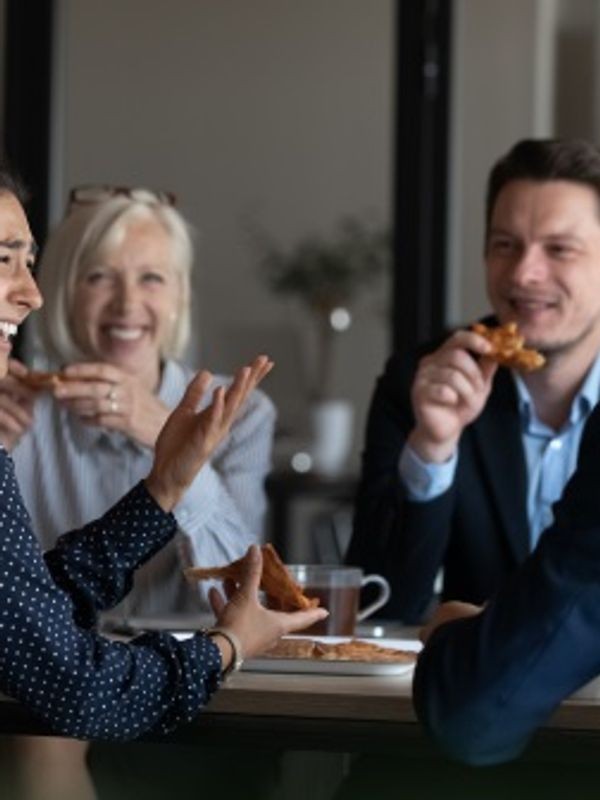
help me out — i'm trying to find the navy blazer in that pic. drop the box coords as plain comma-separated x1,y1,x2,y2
347,341,530,622
413,401,600,765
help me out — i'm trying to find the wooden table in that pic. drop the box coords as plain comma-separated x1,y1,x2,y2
190,665,600,754
198,670,600,798
3,654,600,798
199,667,417,752
2,640,600,750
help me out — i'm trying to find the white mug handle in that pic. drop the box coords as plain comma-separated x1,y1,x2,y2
357,574,391,621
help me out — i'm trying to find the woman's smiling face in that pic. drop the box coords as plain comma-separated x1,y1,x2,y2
0,192,42,376
71,216,180,387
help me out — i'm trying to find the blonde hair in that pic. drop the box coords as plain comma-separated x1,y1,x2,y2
36,194,194,364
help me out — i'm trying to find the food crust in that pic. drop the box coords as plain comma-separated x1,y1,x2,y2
185,543,319,611
472,322,545,371
260,637,416,663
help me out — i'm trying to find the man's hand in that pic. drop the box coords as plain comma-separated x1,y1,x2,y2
408,328,498,463
208,545,329,665
145,355,273,511
420,600,483,645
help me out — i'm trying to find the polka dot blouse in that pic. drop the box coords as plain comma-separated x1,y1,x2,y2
0,447,222,740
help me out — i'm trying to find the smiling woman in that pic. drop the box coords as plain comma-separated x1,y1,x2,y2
5,187,276,612
0,190,42,369
39,188,192,378
0,190,274,797
0,168,332,800
70,216,180,391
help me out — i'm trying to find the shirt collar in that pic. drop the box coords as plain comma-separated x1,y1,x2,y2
513,350,600,431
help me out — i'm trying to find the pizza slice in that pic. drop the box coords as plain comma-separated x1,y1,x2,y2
260,638,317,659
185,543,319,612
259,636,417,663
472,321,545,371
313,639,416,663
18,371,65,391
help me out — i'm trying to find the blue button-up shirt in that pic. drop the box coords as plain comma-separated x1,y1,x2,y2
400,354,600,550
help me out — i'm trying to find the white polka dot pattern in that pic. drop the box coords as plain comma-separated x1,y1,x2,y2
0,448,222,739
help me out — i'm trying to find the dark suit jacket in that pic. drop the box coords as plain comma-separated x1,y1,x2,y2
413,401,600,765
347,341,531,623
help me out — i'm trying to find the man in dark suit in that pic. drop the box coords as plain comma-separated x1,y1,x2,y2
347,138,600,623
413,397,600,765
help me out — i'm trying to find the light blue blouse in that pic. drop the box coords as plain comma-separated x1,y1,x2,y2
13,359,276,616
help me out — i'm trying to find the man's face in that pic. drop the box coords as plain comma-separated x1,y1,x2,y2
0,192,42,378
486,179,600,358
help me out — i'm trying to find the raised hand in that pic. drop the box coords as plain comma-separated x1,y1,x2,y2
208,545,329,663
54,362,170,448
408,328,498,463
145,355,273,511
0,360,38,451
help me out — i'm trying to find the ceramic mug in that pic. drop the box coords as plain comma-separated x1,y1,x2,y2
285,564,391,636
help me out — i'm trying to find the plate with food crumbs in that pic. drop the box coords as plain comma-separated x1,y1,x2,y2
244,636,422,676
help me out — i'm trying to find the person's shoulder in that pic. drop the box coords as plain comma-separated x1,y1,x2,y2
163,358,194,387
14,391,58,443
12,392,68,471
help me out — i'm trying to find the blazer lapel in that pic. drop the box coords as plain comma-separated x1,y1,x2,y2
472,371,530,564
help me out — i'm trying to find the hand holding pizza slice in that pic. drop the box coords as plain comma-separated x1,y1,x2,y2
18,370,66,391
185,543,319,612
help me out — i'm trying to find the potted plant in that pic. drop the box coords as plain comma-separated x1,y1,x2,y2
254,215,390,475
255,215,390,401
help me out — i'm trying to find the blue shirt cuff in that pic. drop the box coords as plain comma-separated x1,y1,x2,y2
399,443,457,501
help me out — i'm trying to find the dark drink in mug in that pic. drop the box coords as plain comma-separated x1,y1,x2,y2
285,565,390,636
298,585,357,636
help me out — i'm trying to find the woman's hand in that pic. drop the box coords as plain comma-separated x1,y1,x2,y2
208,545,329,664
145,355,273,511
0,360,38,451
54,362,170,448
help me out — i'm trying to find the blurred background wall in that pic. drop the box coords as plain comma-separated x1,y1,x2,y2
49,0,394,471
448,0,600,326
3,0,600,476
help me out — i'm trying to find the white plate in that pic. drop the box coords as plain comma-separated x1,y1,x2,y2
570,674,600,700
243,636,422,676
102,613,215,634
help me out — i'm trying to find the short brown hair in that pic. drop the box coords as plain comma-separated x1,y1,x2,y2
485,138,600,236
